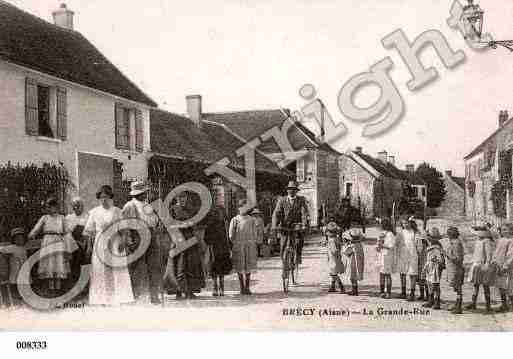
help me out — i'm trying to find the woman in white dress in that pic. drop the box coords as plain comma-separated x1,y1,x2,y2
396,217,423,301
83,185,134,306
28,198,70,296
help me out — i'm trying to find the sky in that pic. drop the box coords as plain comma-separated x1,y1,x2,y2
8,0,513,176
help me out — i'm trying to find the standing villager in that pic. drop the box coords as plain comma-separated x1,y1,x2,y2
64,197,89,296
465,226,496,313
377,218,396,299
422,228,445,310
83,185,134,306
342,228,365,296
122,181,162,305
491,223,513,312
325,222,345,293
395,217,422,301
170,192,206,300
334,197,353,233
444,226,465,314
28,198,69,297
252,208,265,258
229,199,258,295
416,225,429,301
203,205,232,297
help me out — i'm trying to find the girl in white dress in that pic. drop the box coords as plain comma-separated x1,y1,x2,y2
83,185,134,306
377,218,396,299
28,198,69,296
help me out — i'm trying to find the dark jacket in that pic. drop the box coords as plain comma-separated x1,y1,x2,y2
271,196,308,230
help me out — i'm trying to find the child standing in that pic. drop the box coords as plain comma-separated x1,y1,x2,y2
377,218,396,299
28,198,70,297
422,228,445,310
7,228,28,305
324,222,345,293
466,226,496,313
491,223,513,312
444,226,465,314
229,199,258,295
342,228,365,296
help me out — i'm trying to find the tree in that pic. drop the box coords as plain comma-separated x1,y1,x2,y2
414,162,446,208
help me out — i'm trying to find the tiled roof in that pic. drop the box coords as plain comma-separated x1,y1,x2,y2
150,109,289,176
451,176,465,190
464,117,513,160
353,151,405,180
0,1,156,107
203,109,341,156
150,109,225,164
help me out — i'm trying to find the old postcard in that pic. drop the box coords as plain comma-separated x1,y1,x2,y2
1,0,513,332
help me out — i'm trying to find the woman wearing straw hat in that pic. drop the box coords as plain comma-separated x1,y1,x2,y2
465,226,496,313
491,223,513,312
229,199,258,295
122,180,162,304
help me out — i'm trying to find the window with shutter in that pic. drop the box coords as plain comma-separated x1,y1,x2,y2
115,104,130,150
25,78,38,136
57,87,67,140
135,108,143,152
37,85,53,138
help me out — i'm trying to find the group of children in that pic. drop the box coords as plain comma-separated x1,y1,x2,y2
324,222,365,296
324,215,513,315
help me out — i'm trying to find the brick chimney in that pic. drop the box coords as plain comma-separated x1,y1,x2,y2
186,95,202,128
406,164,415,174
499,110,509,128
445,170,453,177
355,146,363,154
377,150,388,163
388,156,395,165
52,4,74,30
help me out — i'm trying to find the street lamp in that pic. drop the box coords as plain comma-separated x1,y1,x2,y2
462,0,513,52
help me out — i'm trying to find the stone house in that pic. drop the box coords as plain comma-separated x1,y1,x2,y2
437,170,465,218
339,148,406,219
0,2,157,211
203,102,341,227
464,110,513,224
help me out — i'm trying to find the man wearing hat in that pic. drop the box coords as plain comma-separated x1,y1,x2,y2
491,223,513,312
272,180,309,281
122,180,162,305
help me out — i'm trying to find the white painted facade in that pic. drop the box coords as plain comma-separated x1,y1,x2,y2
0,60,153,201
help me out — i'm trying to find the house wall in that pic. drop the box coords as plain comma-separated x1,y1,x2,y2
374,176,403,219
437,175,465,218
339,154,375,218
0,61,151,206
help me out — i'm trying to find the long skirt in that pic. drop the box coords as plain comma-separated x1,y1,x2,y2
327,249,345,275
173,243,206,293
232,240,257,274
89,233,134,306
38,234,70,279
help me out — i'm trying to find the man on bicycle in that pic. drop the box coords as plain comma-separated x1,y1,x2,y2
271,180,309,286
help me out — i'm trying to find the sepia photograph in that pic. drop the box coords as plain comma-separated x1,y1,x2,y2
2,0,513,349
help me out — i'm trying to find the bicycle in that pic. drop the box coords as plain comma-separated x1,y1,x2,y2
278,223,304,293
